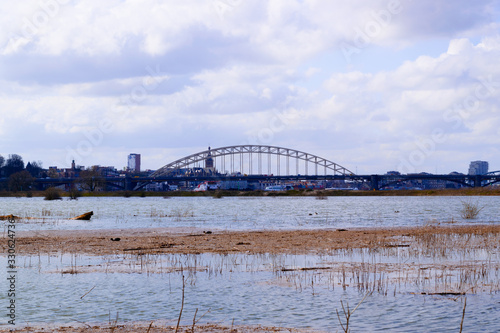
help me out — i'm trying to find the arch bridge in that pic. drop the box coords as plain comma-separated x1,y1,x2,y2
484,171,500,186
153,145,355,177
22,146,500,191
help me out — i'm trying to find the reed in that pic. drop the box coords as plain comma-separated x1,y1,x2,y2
459,297,467,333
150,207,167,218
169,208,195,221
336,292,370,333
175,275,185,333
109,312,119,333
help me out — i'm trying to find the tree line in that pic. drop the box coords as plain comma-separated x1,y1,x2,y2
0,154,105,192
0,154,44,178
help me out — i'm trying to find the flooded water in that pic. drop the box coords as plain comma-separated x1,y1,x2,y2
0,196,499,331
1,249,498,331
1,196,499,231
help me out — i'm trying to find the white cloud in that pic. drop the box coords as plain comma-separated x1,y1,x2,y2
0,1,500,172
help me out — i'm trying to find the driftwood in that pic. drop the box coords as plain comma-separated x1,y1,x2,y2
414,292,466,296
1,212,94,221
281,266,332,272
0,215,19,220
71,211,94,220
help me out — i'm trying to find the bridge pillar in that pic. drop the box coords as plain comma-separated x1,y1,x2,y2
370,175,379,191
474,175,482,187
125,176,133,191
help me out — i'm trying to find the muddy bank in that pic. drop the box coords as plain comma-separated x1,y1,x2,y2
4,224,499,256
0,322,318,333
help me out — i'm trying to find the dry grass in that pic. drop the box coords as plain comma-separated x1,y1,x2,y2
7,225,500,256
149,207,168,218
460,199,485,219
44,187,62,201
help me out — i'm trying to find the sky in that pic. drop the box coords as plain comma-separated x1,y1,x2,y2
1,0,500,175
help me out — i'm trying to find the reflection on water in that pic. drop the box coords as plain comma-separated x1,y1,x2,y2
1,196,499,231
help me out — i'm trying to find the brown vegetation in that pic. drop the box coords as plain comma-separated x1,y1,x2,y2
6,224,499,256
0,323,312,333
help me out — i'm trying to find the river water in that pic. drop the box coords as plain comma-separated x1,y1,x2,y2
1,196,499,231
0,196,499,331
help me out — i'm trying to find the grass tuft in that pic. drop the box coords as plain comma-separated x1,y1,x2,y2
460,200,484,219
44,187,62,201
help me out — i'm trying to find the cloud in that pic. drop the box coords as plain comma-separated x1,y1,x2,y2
0,1,500,172
394,0,497,38
298,37,500,173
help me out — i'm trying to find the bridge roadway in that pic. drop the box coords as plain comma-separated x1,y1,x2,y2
4,173,498,191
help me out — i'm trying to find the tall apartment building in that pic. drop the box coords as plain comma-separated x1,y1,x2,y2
468,160,488,175
128,153,141,173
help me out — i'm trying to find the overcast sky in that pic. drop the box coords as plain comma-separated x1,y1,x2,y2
1,0,500,174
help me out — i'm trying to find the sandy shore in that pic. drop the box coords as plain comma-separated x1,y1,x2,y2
4,224,499,256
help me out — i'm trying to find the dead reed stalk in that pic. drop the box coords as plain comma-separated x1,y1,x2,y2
191,308,211,333
146,321,154,333
79,285,96,299
336,292,370,332
459,297,467,333
175,275,185,333
110,312,119,333
191,308,198,333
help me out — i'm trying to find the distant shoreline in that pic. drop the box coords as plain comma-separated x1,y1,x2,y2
1,187,500,198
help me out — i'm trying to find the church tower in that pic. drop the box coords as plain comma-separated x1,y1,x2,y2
205,146,214,171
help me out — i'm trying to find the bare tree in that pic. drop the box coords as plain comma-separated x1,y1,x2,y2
0,154,4,178
4,154,24,177
8,170,34,192
26,161,43,178
77,166,105,191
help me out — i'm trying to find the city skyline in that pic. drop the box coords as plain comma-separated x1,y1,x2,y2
1,1,500,174
1,149,494,177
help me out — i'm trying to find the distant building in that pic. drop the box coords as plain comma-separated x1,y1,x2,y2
205,147,214,171
128,154,141,173
47,161,84,179
97,166,120,177
468,161,488,175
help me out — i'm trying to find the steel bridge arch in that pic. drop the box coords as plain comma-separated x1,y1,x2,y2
153,145,355,176
483,171,500,186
